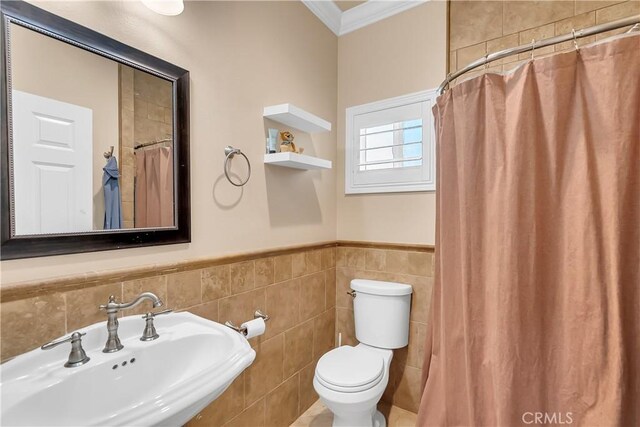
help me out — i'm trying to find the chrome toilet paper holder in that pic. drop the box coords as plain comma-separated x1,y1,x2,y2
225,310,270,336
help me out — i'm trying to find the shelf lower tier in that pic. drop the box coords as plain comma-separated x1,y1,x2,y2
264,152,332,170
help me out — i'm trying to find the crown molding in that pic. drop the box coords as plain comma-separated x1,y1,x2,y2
340,1,427,35
302,0,427,36
301,0,342,35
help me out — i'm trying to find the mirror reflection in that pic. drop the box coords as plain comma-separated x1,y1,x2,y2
9,23,175,236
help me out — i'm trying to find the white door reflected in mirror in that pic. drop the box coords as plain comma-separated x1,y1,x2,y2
12,90,93,235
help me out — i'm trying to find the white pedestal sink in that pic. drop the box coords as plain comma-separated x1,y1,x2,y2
0,312,256,426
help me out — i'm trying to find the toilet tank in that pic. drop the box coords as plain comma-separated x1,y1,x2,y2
351,279,412,349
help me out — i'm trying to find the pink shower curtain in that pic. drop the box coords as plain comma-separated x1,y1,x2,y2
135,146,174,228
418,35,639,426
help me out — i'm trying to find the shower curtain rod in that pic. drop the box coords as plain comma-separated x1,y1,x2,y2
438,14,640,95
134,138,172,150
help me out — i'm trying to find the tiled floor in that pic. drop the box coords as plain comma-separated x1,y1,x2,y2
291,399,417,427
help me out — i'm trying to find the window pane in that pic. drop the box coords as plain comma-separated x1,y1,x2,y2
403,126,422,143
403,119,422,128
366,131,393,149
358,118,423,170
362,123,394,135
346,91,436,194
403,141,422,158
364,163,393,171
402,160,422,168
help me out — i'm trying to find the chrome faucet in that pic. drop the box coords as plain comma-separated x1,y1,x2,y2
99,292,163,353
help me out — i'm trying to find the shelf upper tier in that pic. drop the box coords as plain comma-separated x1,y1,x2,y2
263,104,331,133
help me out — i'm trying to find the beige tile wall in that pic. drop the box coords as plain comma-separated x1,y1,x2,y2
1,242,434,422
132,69,173,149
0,246,337,427
131,69,173,227
186,248,338,427
117,67,174,229
449,0,640,80
118,65,135,229
334,245,435,414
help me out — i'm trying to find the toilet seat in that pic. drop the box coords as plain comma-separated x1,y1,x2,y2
315,346,384,393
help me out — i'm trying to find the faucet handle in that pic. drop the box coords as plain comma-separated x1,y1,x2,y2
41,331,86,350
99,295,118,310
142,309,173,320
41,332,90,368
140,309,173,341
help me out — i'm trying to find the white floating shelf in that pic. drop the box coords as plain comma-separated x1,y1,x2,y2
264,152,332,170
263,103,332,133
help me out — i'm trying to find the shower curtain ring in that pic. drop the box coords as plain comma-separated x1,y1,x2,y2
571,29,580,50
530,39,536,60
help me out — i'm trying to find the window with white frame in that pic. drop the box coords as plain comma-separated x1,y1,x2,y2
345,89,437,194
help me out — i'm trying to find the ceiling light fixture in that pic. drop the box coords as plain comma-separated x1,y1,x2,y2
141,0,184,16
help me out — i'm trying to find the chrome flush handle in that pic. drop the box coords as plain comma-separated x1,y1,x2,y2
346,290,357,298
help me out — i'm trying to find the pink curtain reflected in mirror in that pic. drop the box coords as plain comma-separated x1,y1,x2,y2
419,35,640,426
135,147,174,228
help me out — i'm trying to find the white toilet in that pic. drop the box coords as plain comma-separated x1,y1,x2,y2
314,279,412,427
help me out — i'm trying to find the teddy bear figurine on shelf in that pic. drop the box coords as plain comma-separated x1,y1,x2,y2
279,131,304,154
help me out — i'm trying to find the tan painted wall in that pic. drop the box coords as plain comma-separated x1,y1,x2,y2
334,6,445,410
1,1,338,284
10,23,119,231
336,1,447,246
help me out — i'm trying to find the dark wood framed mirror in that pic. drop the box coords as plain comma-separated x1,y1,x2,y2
1,0,190,260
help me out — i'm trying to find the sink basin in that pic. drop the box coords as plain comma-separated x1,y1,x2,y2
1,311,255,426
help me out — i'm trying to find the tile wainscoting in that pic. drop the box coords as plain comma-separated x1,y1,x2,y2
335,243,434,414
0,240,434,425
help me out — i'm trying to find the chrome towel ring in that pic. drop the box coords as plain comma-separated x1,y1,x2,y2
224,146,251,187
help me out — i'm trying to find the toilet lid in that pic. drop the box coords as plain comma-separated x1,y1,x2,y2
316,346,384,390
